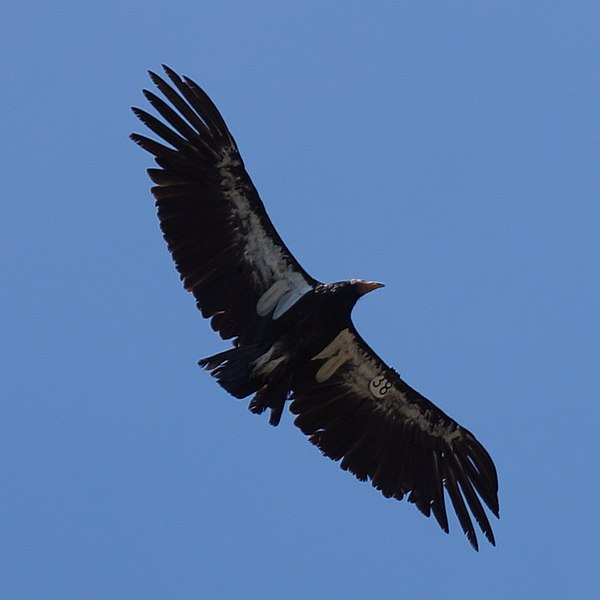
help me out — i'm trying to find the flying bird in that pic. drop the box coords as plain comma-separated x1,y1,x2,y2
131,66,499,550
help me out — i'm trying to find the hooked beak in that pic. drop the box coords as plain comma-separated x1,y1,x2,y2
355,280,385,297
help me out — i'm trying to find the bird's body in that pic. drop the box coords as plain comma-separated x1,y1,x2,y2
200,280,382,426
131,66,499,550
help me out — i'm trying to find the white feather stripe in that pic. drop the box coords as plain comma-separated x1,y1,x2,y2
273,283,312,319
252,355,287,378
218,149,313,301
312,329,354,360
311,329,356,383
317,332,457,441
315,353,349,383
250,346,275,371
256,280,289,316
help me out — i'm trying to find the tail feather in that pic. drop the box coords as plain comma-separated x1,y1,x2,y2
199,345,262,398
249,362,292,426
199,344,293,424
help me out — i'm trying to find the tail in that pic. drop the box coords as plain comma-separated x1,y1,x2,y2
199,344,292,426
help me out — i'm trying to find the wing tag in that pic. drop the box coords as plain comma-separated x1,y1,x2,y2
369,374,392,399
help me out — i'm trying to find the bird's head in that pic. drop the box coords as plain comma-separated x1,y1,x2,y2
324,279,385,319
325,279,384,303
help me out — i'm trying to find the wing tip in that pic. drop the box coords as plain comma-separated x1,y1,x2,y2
161,63,177,78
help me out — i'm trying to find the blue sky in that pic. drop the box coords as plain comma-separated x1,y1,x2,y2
2,1,599,598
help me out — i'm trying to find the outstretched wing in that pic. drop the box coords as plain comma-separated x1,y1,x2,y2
290,327,499,550
131,66,319,345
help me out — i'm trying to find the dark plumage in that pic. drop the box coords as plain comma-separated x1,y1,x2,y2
131,66,499,550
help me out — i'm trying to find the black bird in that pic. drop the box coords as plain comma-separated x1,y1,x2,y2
131,66,499,550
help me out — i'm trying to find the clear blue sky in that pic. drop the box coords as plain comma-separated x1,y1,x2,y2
2,2,599,598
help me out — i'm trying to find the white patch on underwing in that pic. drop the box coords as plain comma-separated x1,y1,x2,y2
256,279,311,319
250,344,287,377
312,329,356,383
315,353,348,383
250,346,275,372
317,329,462,444
256,280,288,316
312,329,353,361
217,148,312,302
253,355,287,377
273,283,312,319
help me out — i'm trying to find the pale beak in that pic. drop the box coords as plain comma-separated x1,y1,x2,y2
355,280,385,296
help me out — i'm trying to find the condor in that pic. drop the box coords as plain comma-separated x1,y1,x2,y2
131,66,499,550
